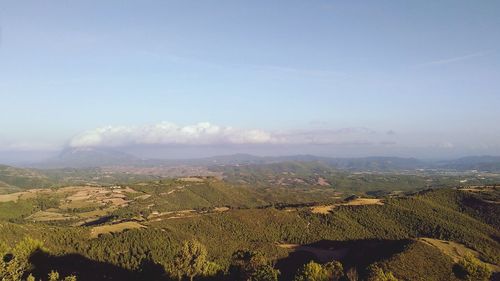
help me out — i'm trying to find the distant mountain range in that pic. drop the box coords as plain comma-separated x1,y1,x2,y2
434,156,500,171
23,147,500,172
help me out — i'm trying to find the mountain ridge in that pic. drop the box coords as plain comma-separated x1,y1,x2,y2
27,148,500,172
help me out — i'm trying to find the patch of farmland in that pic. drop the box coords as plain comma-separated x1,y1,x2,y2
310,198,384,214
26,211,77,222
90,221,146,238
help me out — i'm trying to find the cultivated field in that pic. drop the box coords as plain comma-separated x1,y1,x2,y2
310,198,384,214
90,221,146,238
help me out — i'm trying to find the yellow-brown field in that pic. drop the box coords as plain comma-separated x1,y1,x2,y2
310,198,384,214
90,221,146,238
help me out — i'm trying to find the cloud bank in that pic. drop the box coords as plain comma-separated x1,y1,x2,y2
2,122,498,161
69,122,279,147
69,122,386,148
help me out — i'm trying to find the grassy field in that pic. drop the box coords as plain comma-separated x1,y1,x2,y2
310,198,384,214
90,221,146,238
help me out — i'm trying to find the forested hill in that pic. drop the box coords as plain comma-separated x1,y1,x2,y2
211,161,499,192
0,164,53,193
0,164,158,194
0,184,498,281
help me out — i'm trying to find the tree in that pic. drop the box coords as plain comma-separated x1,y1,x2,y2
293,260,343,281
230,250,266,280
201,261,221,277
251,264,279,281
229,250,279,281
63,275,78,281
0,241,9,280
169,240,209,281
367,265,398,281
0,238,77,281
48,270,60,281
457,254,491,281
48,271,77,281
294,261,325,281
323,261,343,281
2,237,44,281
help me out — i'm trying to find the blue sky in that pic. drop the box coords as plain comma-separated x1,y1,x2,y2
0,0,499,160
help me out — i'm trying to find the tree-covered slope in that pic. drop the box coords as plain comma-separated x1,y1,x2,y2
0,185,498,281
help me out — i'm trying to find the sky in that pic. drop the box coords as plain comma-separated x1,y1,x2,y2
0,0,499,162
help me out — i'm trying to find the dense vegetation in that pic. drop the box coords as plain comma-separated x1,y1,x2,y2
0,165,158,194
212,162,497,192
0,162,498,281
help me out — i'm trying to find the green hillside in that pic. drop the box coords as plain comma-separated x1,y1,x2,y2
0,165,53,193
212,161,495,192
0,165,158,194
0,182,498,281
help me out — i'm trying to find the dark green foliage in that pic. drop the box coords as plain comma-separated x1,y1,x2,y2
229,250,279,281
167,239,220,281
213,161,493,192
250,264,280,281
32,195,61,211
119,179,341,217
0,185,498,281
0,239,77,281
459,188,500,228
293,260,343,281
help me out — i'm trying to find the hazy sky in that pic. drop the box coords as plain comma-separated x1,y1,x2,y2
1,1,499,161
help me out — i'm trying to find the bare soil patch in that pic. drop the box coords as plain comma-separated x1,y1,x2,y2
177,177,205,182
317,177,331,186
213,206,230,212
134,194,151,200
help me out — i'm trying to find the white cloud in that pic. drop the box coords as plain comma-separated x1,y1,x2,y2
69,122,392,148
69,122,280,147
